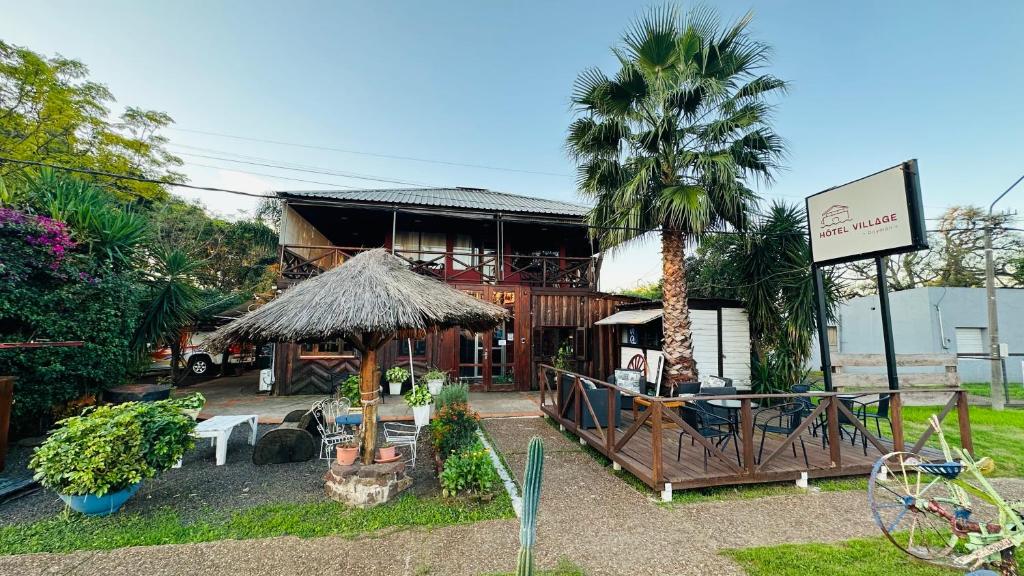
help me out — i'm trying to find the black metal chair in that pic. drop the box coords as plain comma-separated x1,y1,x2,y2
753,401,809,468
791,383,824,438
677,404,741,472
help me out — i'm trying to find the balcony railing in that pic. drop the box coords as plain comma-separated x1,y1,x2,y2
279,244,597,289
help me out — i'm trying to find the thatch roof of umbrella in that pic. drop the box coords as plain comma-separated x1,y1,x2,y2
204,248,509,349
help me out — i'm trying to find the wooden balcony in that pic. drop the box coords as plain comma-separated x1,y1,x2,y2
538,365,974,494
279,244,597,289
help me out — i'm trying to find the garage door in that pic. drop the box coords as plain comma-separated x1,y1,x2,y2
721,308,751,386
955,327,984,355
690,309,719,381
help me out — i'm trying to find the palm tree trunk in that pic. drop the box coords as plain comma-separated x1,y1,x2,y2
169,337,183,383
661,228,698,389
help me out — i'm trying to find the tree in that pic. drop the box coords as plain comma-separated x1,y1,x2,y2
567,6,786,387
0,41,184,201
133,248,203,383
836,206,1021,294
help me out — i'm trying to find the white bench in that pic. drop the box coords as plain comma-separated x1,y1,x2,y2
194,415,259,465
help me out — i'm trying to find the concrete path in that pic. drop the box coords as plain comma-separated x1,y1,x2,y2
4,417,1022,576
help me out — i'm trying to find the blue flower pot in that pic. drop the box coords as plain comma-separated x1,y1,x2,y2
59,482,142,516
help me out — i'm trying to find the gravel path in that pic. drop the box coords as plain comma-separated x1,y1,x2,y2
1,424,438,526
2,417,1022,576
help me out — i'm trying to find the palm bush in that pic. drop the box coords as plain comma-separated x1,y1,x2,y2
567,6,786,388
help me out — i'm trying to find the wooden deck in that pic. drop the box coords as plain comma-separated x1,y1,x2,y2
538,365,973,495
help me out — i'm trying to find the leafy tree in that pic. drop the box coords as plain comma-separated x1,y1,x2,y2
618,280,664,300
567,6,786,386
837,206,1021,294
0,40,183,201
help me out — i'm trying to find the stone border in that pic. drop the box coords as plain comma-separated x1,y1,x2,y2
477,429,521,517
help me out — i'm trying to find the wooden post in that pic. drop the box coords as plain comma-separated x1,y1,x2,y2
606,385,615,454
538,366,545,408
826,396,842,468
359,346,380,464
652,400,663,486
740,398,754,475
573,375,581,428
0,377,12,473
890,392,905,453
956,390,974,457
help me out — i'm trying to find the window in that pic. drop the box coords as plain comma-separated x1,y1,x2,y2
300,339,356,358
955,327,985,356
827,325,839,354
394,231,446,264
399,338,427,357
452,234,496,276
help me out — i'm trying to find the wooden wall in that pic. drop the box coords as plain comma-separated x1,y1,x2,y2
280,204,334,261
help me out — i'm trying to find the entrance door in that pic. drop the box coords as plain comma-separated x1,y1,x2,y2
456,287,520,391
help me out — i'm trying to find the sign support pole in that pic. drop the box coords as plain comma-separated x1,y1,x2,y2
812,265,834,391
875,257,899,391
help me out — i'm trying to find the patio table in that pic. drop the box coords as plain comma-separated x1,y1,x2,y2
194,414,258,465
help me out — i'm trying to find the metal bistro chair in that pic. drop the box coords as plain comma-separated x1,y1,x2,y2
311,398,354,461
383,422,422,468
753,401,809,468
677,387,742,471
791,383,825,438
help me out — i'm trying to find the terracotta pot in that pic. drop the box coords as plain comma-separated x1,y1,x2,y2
377,445,397,460
336,445,359,466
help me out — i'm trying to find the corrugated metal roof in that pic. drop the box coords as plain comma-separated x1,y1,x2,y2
594,308,664,326
278,187,590,217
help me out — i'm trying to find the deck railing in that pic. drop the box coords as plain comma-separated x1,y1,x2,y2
279,244,597,288
538,364,974,494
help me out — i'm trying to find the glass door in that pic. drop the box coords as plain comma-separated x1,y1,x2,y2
489,314,515,390
458,328,488,389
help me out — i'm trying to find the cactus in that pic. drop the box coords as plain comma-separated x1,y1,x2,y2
516,436,544,576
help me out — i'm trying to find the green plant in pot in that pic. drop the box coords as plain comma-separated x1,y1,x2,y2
405,383,433,427
336,438,360,466
377,440,397,462
386,366,409,396
170,392,205,420
29,399,196,516
424,366,446,395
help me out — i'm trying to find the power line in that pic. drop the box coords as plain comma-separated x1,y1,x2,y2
0,156,272,199
174,151,436,188
168,126,571,177
184,161,362,190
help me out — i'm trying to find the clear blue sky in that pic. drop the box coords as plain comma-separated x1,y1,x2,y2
4,1,1023,289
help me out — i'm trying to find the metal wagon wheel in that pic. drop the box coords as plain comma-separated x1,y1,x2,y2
868,451,968,564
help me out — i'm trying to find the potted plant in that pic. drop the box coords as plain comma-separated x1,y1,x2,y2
385,366,409,396
29,399,196,516
336,438,360,466
424,367,446,395
170,391,205,420
405,384,433,427
377,441,397,461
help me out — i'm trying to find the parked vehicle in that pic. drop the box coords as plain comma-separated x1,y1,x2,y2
149,332,255,383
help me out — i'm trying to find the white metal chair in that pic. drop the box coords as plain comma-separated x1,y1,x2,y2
312,398,354,460
383,422,422,468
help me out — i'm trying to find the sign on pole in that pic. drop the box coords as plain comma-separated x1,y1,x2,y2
806,160,927,266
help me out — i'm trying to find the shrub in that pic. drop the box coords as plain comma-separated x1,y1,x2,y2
430,402,479,458
337,374,361,406
435,381,468,410
423,367,446,381
29,399,197,497
439,441,499,497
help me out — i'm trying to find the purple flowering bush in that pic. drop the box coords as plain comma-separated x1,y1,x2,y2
0,207,142,435
0,207,78,282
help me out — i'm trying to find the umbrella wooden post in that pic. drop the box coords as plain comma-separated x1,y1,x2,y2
359,346,379,464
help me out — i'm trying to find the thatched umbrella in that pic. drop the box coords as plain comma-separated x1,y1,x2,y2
205,248,508,463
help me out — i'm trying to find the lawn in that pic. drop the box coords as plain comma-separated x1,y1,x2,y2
0,492,515,555
901,404,1024,477
724,535,1021,576
962,381,1024,401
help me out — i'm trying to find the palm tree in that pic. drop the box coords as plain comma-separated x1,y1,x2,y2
567,6,786,387
133,248,202,382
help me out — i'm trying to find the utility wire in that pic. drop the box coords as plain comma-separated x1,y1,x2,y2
174,151,435,188
168,126,571,177
184,161,362,189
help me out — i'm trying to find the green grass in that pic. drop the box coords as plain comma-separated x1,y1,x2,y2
962,381,1024,401
724,535,1022,576
0,492,515,556
901,404,1024,477
481,559,586,576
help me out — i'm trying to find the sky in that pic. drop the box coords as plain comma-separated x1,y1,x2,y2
3,1,1024,291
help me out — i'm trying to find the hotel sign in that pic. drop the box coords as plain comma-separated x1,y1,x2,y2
806,160,928,266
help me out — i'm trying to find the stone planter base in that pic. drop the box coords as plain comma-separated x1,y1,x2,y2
323,461,412,508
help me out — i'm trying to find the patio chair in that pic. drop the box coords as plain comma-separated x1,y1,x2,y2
677,393,741,471
383,422,421,468
311,399,355,461
753,401,809,468
791,383,823,438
